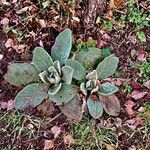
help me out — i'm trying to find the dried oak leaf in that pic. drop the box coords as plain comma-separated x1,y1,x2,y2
51,126,61,139
131,90,147,100
124,100,135,116
63,134,75,145
44,140,54,150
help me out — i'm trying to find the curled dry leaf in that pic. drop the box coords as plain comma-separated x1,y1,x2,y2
63,134,75,145
7,99,15,110
51,126,61,139
131,90,147,100
44,140,54,150
124,100,135,116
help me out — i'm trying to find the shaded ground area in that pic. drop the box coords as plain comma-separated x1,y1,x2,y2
0,0,150,149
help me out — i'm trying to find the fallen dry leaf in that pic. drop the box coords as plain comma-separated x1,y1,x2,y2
143,80,150,89
37,100,54,116
39,19,47,28
51,126,61,139
63,135,75,145
5,38,14,48
0,17,9,26
105,143,116,150
7,99,15,110
137,53,146,62
44,140,54,150
124,100,135,116
131,90,147,100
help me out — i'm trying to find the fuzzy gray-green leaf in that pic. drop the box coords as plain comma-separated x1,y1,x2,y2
32,47,53,72
86,70,98,80
98,82,119,96
48,83,77,105
87,98,103,119
51,29,72,65
75,47,101,68
96,54,119,79
48,83,62,95
65,59,86,80
62,66,74,85
15,83,49,110
4,63,40,87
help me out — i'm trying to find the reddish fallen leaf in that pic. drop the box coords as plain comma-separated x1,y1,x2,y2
0,17,9,26
102,33,111,41
5,38,14,48
137,53,146,62
51,126,61,139
0,102,7,110
97,39,107,48
131,90,147,100
63,134,75,145
124,100,135,116
44,140,54,150
7,99,15,110
131,81,141,90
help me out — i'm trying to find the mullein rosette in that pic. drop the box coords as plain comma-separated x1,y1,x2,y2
80,55,120,119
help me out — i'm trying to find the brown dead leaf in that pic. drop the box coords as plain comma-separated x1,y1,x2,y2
131,90,147,100
99,94,120,116
63,135,75,145
37,100,54,116
44,140,54,150
124,100,135,116
105,143,116,150
60,94,83,122
51,126,61,139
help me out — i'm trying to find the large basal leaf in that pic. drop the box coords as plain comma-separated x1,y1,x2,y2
62,65,74,85
87,97,103,119
65,59,86,80
96,54,119,79
99,94,120,116
75,47,101,69
31,47,53,72
48,83,77,105
60,93,83,122
4,63,40,87
51,29,72,65
15,83,49,110
98,82,119,96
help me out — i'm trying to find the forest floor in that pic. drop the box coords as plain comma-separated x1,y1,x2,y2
0,0,150,150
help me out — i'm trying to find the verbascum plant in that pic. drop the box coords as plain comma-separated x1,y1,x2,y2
4,29,82,111
80,54,120,119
